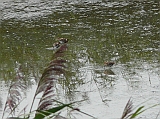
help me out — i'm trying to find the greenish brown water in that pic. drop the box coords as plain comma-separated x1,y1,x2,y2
0,0,160,118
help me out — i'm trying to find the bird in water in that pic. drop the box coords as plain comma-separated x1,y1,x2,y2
104,61,115,67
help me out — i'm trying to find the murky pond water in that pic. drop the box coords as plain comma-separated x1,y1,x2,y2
0,0,160,119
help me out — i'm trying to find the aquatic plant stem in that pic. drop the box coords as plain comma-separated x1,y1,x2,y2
53,99,97,119
156,109,160,119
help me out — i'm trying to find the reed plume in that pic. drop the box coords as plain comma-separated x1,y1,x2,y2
2,64,27,119
29,39,69,118
4,38,97,119
121,98,133,119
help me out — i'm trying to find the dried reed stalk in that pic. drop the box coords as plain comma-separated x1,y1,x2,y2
29,40,68,118
121,98,133,119
2,65,27,119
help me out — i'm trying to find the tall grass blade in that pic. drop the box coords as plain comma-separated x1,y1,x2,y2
131,103,160,118
34,103,72,119
130,106,144,118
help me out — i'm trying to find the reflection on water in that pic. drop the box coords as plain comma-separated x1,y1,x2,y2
0,0,160,118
